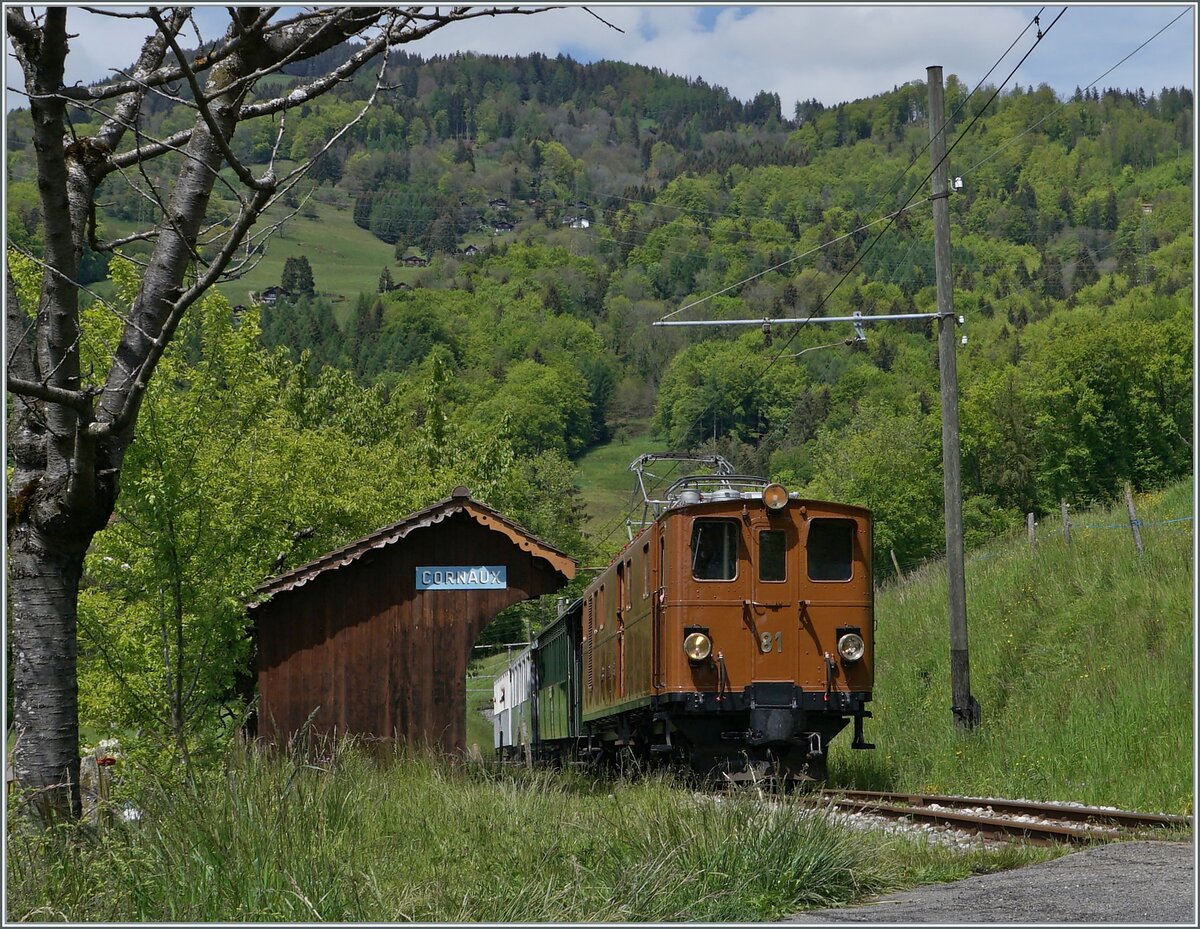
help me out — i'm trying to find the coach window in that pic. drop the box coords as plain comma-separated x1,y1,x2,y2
759,529,786,582
691,520,739,581
807,518,855,581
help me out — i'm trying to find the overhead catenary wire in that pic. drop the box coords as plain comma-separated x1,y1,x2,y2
746,7,1068,389
963,6,1192,177
581,10,1069,560
657,5,1048,325
656,200,933,321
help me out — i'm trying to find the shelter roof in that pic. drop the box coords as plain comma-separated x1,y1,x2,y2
249,487,575,608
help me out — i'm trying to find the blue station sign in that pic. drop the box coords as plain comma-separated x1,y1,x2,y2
416,565,507,591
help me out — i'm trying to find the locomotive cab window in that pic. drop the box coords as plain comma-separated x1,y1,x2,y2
691,520,739,581
807,519,855,581
759,530,786,582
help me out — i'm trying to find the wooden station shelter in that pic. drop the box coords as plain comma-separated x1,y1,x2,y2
249,487,576,754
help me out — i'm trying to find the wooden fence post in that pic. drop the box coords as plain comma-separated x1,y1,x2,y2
1027,512,1036,548
1124,483,1145,554
1061,500,1071,547
890,549,904,582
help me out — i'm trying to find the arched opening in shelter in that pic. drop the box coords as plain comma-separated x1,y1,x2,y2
464,597,569,760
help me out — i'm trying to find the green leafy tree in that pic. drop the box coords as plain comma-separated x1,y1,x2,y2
653,338,807,449
427,213,458,254
472,360,593,458
79,296,295,774
799,401,945,568
79,296,587,778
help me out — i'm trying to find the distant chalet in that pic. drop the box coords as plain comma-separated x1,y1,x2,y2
249,487,575,754
258,285,290,307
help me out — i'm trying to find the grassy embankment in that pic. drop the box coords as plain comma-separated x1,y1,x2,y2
832,478,1194,815
94,187,491,324
210,197,397,320
573,424,669,556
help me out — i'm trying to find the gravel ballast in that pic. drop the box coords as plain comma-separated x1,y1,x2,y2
789,840,1194,924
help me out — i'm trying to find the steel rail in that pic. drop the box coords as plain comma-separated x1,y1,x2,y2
826,797,1122,846
823,789,1192,830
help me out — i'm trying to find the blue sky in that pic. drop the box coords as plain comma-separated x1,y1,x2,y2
5,5,1196,114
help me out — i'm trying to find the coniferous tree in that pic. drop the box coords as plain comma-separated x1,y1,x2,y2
1104,188,1119,231
281,255,316,295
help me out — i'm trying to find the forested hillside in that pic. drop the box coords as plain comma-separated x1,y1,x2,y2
7,46,1191,561
6,48,1191,754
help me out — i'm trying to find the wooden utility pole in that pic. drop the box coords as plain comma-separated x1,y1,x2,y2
928,66,978,731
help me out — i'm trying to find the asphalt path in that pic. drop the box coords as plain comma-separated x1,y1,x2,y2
787,840,1194,924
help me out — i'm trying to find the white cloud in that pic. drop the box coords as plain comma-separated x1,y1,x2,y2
409,4,1193,113
7,5,1194,114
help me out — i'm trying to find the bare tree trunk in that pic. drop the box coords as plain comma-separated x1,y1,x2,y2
7,530,87,820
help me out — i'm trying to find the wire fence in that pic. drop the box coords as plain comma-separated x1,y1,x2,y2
886,483,1192,585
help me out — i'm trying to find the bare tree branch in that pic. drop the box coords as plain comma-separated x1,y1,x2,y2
149,7,267,192
7,377,92,412
94,7,191,154
239,6,552,121
79,7,159,20
105,127,196,175
90,185,274,439
582,6,626,33
92,227,159,252
5,7,40,46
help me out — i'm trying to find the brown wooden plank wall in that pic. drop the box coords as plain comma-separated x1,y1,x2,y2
256,512,567,754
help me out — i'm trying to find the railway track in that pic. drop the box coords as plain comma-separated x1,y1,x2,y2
818,789,1192,847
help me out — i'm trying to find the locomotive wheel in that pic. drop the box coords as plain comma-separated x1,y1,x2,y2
780,745,828,783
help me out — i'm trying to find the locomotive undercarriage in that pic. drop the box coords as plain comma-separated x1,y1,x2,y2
579,685,873,783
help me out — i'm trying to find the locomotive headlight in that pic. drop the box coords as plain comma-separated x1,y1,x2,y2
683,632,713,662
837,632,866,663
763,482,789,510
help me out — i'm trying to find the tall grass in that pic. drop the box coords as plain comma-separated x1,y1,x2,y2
8,743,914,922
831,480,1193,814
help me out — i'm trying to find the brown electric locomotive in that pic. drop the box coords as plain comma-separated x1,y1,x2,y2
493,453,875,781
